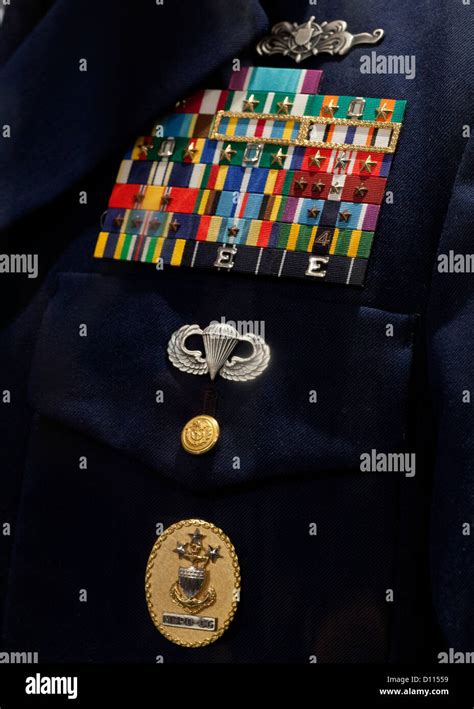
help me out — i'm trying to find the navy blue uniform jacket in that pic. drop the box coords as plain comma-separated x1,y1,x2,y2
0,0,473,662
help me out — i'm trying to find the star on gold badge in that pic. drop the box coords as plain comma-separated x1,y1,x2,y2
310,150,326,168
271,148,288,167
277,96,294,115
220,144,237,162
243,94,260,112
360,155,378,173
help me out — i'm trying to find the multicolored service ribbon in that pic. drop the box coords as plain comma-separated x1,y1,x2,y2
94,66,405,287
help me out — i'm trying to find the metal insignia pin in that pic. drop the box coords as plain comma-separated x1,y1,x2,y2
256,16,384,64
145,519,240,647
168,322,270,454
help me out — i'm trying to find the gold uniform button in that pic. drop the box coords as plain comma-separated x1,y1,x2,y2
181,415,220,455
145,519,240,647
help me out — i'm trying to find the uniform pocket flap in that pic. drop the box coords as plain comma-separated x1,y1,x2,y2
29,271,417,490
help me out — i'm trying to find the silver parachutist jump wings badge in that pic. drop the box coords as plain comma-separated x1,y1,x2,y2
168,322,270,382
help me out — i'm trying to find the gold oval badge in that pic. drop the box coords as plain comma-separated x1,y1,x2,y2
181,415,220,455
145,519,240,647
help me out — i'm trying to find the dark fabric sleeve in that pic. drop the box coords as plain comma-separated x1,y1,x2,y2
427,134,474,650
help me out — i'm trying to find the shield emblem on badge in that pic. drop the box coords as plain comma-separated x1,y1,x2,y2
178,566,206,599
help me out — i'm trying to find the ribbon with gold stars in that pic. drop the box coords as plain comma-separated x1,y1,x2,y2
94,66,405,287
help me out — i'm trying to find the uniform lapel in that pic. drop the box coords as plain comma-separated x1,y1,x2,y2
0,0,268,231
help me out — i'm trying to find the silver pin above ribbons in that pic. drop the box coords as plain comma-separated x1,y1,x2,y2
256,16,384,63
